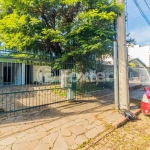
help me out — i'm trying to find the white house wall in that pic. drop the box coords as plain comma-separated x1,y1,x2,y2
128,45,150,67
32,65,60,83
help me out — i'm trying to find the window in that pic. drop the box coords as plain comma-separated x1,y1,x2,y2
51,69,60,76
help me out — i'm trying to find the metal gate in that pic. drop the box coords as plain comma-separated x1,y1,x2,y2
128,67,150,86
0,50,76,116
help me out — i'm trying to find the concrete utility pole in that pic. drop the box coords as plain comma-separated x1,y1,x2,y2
114,19,119,110
117,0,130,110
114,39,119,110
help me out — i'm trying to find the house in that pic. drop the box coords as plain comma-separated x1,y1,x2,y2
127,58,150,85
128,57,147,68
94,57,150,86
0,56,61,86
0,47,150,86
128,44,150,67
31,65,61,84
0,58,24,85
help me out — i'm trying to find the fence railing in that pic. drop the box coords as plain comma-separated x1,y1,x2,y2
1,49,150,117
0,50,76,116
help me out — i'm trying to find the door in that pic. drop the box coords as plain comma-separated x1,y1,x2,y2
25,65,30,84
3,66,11,83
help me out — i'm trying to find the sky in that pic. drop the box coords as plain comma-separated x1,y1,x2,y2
126,0,150,46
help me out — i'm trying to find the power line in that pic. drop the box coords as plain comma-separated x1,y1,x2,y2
129,25,150,33
144,0,150,11
132,0,150,26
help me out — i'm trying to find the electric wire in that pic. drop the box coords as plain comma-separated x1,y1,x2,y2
127,0,150,45
132,0,150,26
144,0,150,12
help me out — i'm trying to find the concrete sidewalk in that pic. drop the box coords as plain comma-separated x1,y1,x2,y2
0,86,144,150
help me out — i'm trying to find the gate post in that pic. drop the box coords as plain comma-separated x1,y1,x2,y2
67,76,76,100
72,76,76,92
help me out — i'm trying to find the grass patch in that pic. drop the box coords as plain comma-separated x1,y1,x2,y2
105,123,113,129
77,139,91,149
51,85,67,97
52,88,67,97
51,82,107,97
76,82,106,94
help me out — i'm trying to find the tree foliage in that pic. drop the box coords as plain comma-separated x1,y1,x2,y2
128,62,136,67
126,33,136,47
0,0,123,72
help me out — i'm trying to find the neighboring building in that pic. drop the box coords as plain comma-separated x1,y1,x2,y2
31,65,60,84
0,58,24,85
0,59,61,86
128,57,147,68
1,47,150,86
94,57,150,85
0,49,62,86
128,44,150,67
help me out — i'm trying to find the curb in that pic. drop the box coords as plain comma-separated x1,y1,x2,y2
129,84,142,90
81,128,115,150
112,108,141,128
81,109,141,150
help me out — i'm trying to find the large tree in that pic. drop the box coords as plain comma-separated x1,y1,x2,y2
0,0,123,71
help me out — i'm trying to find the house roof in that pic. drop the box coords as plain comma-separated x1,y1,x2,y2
128,57,146,67
102,57,147,68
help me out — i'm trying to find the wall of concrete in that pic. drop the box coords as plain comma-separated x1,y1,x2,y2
128,45,150,67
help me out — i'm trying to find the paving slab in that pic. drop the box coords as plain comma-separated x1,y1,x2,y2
0,136,16,146
17,140,39,150
0,87,142,150
75,135,87,145
63,136,75,147
61,128,72,137
52,134,68,150
69,125,86,136
82,113,150,150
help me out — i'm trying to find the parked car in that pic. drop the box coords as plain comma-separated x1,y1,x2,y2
141,89,150,115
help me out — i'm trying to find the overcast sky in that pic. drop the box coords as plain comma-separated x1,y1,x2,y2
127,0,150,46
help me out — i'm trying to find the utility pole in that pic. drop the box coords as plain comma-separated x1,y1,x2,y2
117,0,130,110
114,20,119,110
